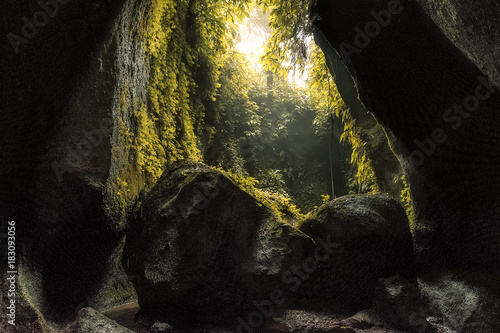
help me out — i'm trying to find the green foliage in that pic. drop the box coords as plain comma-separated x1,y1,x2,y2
244,68,334,209
256,169,286,196
206,30,350,209
257,0,380,195
308,47,380,194
145,0,202,173
257,0,311,76
321,194,331,204
107,0,386,221
134,105,166,183
211,165,304,224
400,175,416,230
337,110,379,193
142,0,253,179
107,0,252,217
308,45,344,121
205,51,260,174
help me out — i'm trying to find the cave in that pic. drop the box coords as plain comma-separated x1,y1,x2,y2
1,0,499,332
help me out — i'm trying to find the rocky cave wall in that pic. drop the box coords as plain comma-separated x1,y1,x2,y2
312,0,500,275
417,0,500,87
0,0,151,328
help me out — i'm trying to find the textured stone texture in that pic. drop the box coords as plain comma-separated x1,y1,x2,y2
371,276,434,333
298,194,415,309
313,0,500,275
0,0,143,327
0,263,49,333
124,161,311,324
61,307,133,333
419,272,500,333
416,0,500,87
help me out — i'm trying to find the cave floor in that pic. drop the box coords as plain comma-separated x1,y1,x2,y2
103,302,410,333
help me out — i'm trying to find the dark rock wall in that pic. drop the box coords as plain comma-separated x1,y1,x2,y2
314,32,404,199
416,0,500,87
0,0,123,205
0,0,151,326
312,0,500,274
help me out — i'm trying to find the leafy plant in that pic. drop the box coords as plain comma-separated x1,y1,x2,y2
106,0,252,217
210,165,305,224
400,175,416,230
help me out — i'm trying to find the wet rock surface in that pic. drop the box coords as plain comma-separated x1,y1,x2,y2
370,276,434,333
100,274,500,333
104,302,411,333
0,264,49,333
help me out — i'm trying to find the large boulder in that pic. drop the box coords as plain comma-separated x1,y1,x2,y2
124,161,312,324
298,194,415,309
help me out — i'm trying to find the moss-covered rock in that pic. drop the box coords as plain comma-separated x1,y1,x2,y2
124,160,312,324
